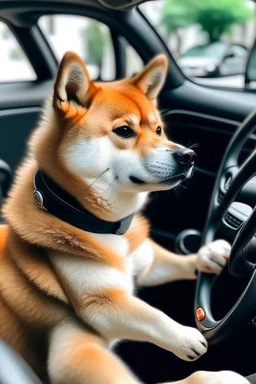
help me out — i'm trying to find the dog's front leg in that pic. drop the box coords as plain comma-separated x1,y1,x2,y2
50,254,206,361
77,288,207,361
134,239,231,287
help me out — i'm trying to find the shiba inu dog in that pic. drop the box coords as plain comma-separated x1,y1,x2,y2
0,51,247,384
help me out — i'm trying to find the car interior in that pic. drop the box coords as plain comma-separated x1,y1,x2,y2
0,0,256,383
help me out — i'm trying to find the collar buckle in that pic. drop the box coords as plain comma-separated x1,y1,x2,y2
115,216,133,235
33,189,47,211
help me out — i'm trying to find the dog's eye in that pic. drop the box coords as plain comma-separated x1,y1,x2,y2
156,126,162,136
113,126,136,139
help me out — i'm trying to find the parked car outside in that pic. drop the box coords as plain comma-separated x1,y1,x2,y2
178,41,248,78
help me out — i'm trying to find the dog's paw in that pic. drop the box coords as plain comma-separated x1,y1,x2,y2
197,240,231,274
173,326,207,361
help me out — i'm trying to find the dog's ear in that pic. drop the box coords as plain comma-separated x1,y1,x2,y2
131,55,167,100
53,51,97,112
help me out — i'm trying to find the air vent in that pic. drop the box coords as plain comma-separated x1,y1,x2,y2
225,212,243,229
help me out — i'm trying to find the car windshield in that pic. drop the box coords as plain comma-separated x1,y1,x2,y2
182,43,226,59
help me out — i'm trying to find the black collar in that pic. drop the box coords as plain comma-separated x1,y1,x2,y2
33,169,134,235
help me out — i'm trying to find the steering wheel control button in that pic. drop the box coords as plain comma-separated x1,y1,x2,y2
196,307,205,321
225,212,243,229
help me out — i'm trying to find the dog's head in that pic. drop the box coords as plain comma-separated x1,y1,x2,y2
51,52,195,196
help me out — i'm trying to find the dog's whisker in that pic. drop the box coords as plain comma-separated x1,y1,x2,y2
100,177,118,199
188,142,200,150
77,168,110,196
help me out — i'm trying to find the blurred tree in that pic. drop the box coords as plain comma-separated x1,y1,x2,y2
9,46,25,60
82,21,105,75
160,1,194,56
191,0,253,43
160,0,252,53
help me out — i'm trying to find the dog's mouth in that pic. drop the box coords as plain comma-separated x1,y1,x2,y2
129,173,188,186
129,176,146,185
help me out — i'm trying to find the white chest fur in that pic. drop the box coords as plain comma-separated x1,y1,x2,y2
49,233,135,299
90,233,130,258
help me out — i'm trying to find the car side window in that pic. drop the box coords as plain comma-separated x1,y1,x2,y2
0,22,36,82
120,37,144,77
140,1,255,91
39,15,115,81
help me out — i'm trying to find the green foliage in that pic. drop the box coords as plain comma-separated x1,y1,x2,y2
160,0,253,42
82,21,105,65
160,1,193,35
9,46,25,60
193,0,253,42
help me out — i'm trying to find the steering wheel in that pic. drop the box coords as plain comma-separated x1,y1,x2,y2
195,110,256,345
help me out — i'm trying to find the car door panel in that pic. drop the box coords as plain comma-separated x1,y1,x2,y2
0,107,41,170
161,81,256,121
0,81,52,171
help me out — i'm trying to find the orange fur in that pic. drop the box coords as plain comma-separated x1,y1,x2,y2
78,288,127,315
0,298,48,379
0,224,8,252
124,215,150,253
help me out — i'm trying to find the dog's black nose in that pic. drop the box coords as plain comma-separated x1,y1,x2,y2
173,148,196,167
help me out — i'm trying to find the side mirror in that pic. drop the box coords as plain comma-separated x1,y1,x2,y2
245,40,256,88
